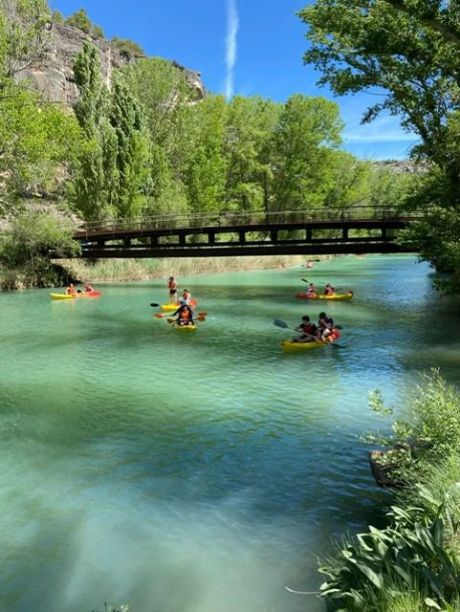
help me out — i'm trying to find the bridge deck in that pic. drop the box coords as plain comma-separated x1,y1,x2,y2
65,209,418,259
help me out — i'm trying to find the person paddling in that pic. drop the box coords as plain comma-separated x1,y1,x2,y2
304,282,317,297
324,283,336,296
65,283,77,296
179,288,193,306
84,282,95,293
292,315,320,343
172,304,195,326
318,312,334,339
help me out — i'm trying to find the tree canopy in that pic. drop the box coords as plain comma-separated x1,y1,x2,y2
299,0,460,291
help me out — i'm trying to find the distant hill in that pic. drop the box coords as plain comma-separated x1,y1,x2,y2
373,159,424,174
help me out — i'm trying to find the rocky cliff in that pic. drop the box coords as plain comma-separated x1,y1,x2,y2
16,21,205,106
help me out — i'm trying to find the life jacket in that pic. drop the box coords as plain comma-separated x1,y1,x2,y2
180,308,191,320
168,280,177,290
301,323,317,335
319,316,333,329
330,329,341,341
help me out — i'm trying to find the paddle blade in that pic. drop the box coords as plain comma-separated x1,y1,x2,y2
197,311,208,317
154,313,165,319
167,317,175,324
273,319,289,329
301,278,309,283
197,314,206,322
150,303,160,307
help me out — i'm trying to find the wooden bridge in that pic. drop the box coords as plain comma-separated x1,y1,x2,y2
70,208,418,259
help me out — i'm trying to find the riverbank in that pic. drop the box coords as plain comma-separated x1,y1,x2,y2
57,254,327,284
319,371,460,612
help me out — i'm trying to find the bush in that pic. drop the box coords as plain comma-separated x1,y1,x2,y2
0,211,80,289
319,372,460,611
365,370,460,482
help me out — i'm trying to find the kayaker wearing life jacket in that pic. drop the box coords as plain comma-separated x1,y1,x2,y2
318,312,334,339
179,289,193,306
324,283,336,296
304,282,317,297
323,325,342,343
84,282,94,293
65,283,77,296
168,276,178,303
293,315,319,343
173,304,194,326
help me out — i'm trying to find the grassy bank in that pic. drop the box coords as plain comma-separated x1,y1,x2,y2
59,255,315,284
318,371,460,612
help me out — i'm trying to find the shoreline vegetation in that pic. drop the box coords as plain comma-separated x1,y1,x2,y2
60,255,323,285
317,371,460,612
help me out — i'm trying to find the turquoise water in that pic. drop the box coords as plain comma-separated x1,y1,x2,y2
1,254,460,612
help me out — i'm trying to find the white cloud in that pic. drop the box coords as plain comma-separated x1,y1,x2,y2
225,0,239,100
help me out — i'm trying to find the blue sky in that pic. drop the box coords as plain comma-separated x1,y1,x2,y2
49,0,418,160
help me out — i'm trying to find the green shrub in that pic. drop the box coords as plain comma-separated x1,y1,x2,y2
365,371,460,482
0,211,80,288
319,490,460,611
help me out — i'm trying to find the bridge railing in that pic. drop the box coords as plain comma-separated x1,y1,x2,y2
75,206,417,236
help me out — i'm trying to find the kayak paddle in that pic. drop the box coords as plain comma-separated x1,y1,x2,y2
150,303,160,307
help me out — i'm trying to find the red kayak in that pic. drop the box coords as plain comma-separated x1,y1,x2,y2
78,290,102,298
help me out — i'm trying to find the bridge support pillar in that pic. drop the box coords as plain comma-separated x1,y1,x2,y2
270,230,278,243
209,231,215,244
124,237,130,248
342,228,349,240
306,228,312,241
239,231,246,244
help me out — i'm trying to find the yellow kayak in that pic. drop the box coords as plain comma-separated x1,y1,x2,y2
50,293,76,300
296,291,353,301
174,324,197,332
161,303,179,311
281,339,326,351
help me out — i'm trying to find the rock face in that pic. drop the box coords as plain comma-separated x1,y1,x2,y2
16,22,205,106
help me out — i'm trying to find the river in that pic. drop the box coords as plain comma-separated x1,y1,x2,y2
1,254,460,612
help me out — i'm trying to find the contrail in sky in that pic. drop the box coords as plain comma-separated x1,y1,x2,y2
225,0,239,100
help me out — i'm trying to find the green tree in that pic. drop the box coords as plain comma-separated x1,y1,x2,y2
71,41,117,219
0,0,50,81
123,58,191,157
182,96,228,213
270,94,343,211
323,152,372,214
109,75,152,218
51,9,64,24
65,8,104,38
112,37,144,60
299,0,460,290
224,96,281,212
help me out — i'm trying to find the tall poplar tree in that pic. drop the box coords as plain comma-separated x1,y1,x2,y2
71,41,117,220
109,75,151,218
